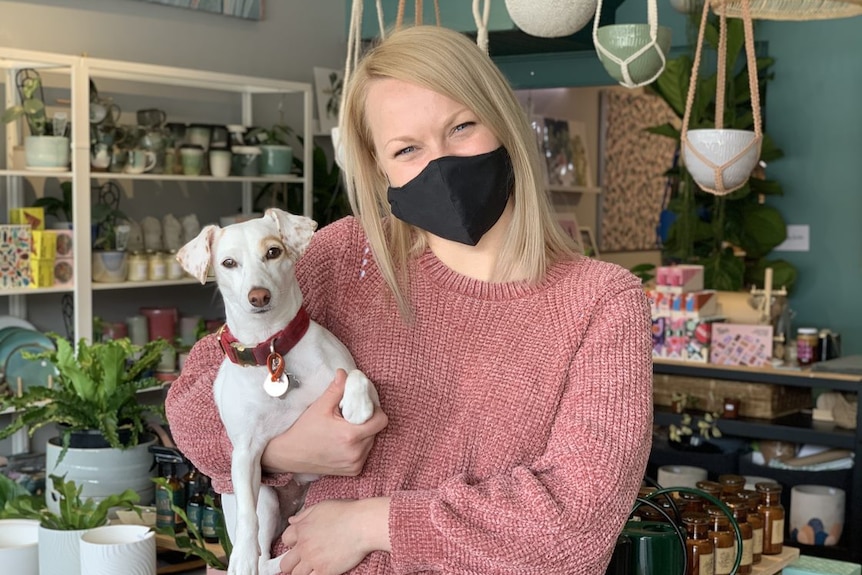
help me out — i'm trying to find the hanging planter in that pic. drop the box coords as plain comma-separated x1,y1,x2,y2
681,0,762,195
592,0,672,88
712,0,862,20
505,0,597,38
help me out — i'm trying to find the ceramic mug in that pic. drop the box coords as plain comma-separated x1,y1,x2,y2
136,108,167,128
790,485,845,546
124,149,157,174
180,145,205,176
91,142,111,171
79,525,156,575
209,149,232,178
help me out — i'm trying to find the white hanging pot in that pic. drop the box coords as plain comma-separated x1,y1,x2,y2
682,129,762,193
679,0,763,195
593,0,671,87
505,0,598,38
669,0,704,13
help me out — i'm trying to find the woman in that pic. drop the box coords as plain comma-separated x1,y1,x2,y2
166,25,652,575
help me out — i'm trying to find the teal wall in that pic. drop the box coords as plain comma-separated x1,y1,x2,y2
359,1,862,355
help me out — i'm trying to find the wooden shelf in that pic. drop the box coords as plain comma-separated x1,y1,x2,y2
753,546,800,575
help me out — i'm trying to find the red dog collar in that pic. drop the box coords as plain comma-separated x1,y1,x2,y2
217,307,310,367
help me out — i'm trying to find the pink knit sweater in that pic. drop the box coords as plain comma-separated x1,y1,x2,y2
166,216,653,575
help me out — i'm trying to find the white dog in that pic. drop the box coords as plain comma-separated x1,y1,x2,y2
177,208,378,575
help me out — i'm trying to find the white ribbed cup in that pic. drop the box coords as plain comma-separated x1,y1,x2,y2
79,525,155,575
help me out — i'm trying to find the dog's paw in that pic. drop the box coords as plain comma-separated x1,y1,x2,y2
340,370,375,424
229,546,261,575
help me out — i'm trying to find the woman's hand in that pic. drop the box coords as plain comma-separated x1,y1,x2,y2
261,369,388,476
279,497,391,575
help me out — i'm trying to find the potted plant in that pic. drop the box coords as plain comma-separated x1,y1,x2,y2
91,182,131,282
1,69,69,170
152,478,231,574
646,16,797,292
3,475,139,575
0,335,170,511
247,123,294,176
33,181,74,229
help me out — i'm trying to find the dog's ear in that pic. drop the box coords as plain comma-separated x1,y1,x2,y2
177,225,218,284
266,208,318,259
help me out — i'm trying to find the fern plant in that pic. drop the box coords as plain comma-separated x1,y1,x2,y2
0,335,170,455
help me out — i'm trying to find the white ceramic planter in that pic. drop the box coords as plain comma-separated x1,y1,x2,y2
683,129,761,194
504,0,597,37
79,525,156,575
25,136,70,169
92,251,128,283
0,519,39,575
44,436,156,515
39,526,86,575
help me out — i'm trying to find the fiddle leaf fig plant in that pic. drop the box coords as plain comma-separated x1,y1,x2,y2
647,16,798,292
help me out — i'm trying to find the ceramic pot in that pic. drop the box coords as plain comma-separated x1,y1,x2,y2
39,526,87,575
92,251,128,283
25,136,70,170
683,129,761,194
0,519,39,575
790,485,845,546
79,525,156,575
44,436,157,515
657,464,708,490
259,144,293,175
504,0,597,37
595,23,672,86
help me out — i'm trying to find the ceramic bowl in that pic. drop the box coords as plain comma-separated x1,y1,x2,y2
505,0,597,38
595,24,672,86
683,129,761,193
0,519,39,575
657,464,708,490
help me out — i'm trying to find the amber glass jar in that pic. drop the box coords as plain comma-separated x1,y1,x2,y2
696,480,723,506
737,489,764,563
683,512,715,575
718,474,746,499
706,506,736,575
725,497,754,574
680,490,706,514
756,482,785,555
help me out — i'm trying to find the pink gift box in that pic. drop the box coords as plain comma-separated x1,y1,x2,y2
710,323,774,367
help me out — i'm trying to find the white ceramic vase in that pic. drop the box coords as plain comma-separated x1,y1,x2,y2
79,525,156,575
39,526,87,575
0,519,39,575
44,436,156,515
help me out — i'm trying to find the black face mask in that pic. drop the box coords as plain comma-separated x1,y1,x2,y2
386,146,513,246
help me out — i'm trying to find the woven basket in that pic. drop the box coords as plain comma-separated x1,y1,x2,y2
712,0,862,20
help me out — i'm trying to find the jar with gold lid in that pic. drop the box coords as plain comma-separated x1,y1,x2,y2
148,251,167,281
127,251,149,282
166,250,184,280
755,482,784,555
682,512,714,575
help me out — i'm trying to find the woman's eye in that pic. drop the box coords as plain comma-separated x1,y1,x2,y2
266,246,283,259
453,121,475,133
395,145,415,157
222,258,237,268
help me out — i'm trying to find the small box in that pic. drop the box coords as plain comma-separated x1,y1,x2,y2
666,264,704,294
710,323,774,367
683,290,719,319
53,229,74,259
782,553,861,575
664,317,686,360
29,257,55,288
0,224,32,288
683,317,723,363
651,317,668,358
31,230,58,259
9,207,45,230
52,257,74,288
645,288,672,318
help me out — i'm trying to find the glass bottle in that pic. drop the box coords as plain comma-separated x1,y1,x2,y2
202,488,223,543
706,505,736,575
695,480,722,501
155,461,185,531
718,474,746,499
725,497,754,574
186,474,208,533
682,512,715,575
737,489,764,564
756,482,785,555
680,490,705,514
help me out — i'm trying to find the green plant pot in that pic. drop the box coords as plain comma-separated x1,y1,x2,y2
259,144,293,175
596,24,672,86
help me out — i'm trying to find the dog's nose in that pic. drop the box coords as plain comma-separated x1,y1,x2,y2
248,288,271,308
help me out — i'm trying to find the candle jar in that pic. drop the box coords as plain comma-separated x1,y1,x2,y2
756,482,785,555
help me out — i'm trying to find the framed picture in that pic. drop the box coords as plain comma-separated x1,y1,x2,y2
130,0,264,20
531,116,592,189
556,217,580,242
579,227,599,258
313,67,344,133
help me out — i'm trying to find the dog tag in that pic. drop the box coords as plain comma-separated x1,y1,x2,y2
263,373,290,397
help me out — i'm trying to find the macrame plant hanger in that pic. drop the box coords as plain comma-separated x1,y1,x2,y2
592,0,667,88
680,0,762,196
712,0,862,20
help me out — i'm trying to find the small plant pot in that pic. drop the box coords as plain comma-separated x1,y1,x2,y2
0,519,39,575
92,250,128,283
504,0,598,38
682,129,761,193
259,144,293,175
24,135,70,170
595,24,672,86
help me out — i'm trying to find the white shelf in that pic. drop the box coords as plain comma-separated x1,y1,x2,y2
0,170,302,184
92,278,204,291
0,286,73,296
547,185,602,194
0,169,73,178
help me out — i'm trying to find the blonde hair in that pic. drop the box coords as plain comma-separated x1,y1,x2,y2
340,25,579,318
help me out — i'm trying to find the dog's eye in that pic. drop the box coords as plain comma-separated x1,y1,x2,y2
222,258,237,268
265,246,282,260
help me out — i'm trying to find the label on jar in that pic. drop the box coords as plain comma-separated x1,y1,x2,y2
752,527,763,555
797,332,818,365
771,518,784,544
715,547,734,574
149,253,167,281
129,256,149,282
741,538,753,566
699,551,714,575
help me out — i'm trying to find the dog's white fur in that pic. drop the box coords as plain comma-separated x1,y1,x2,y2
177,208,378,575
